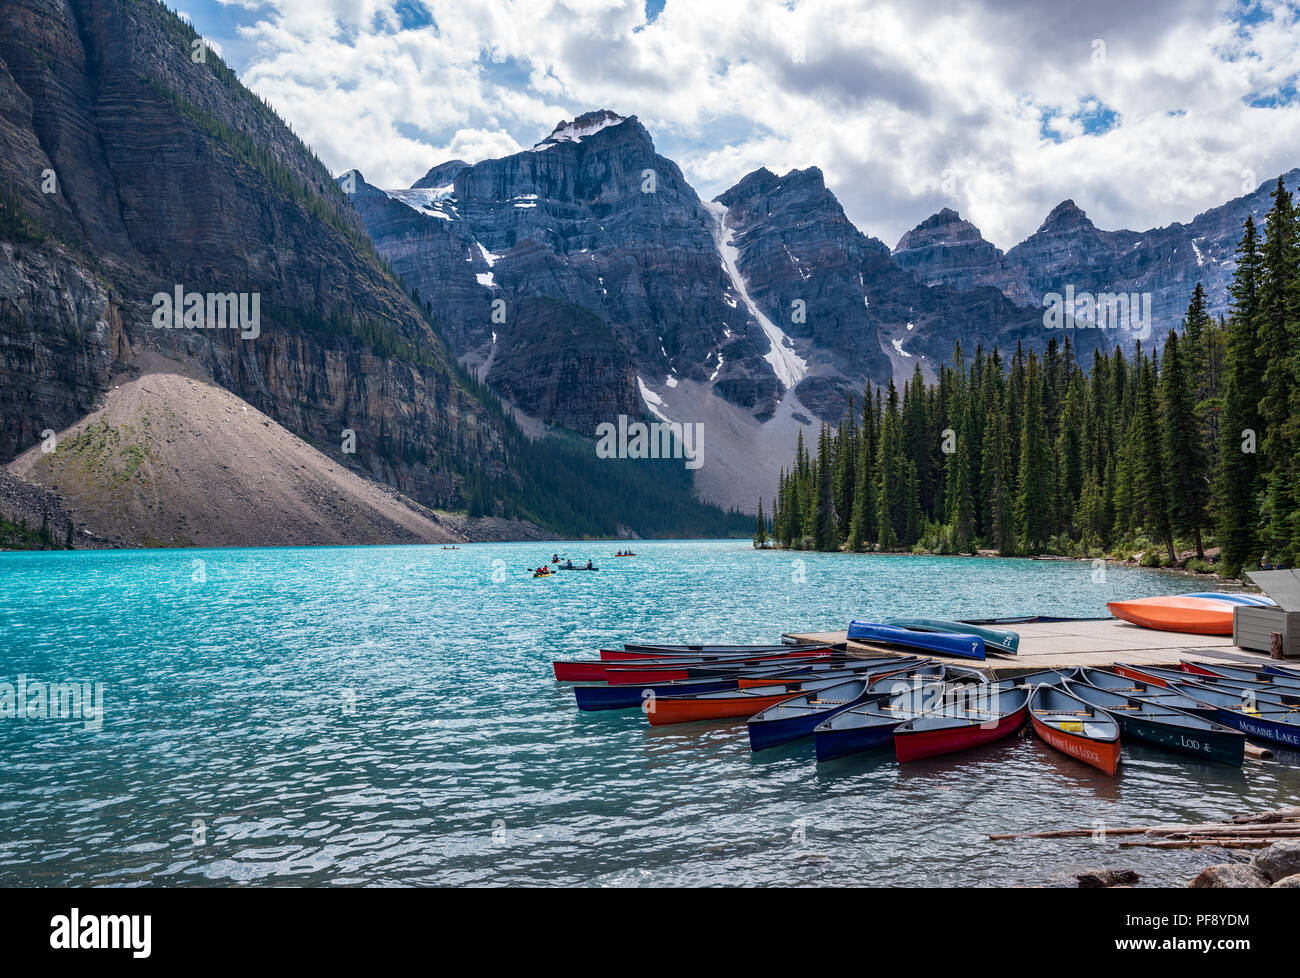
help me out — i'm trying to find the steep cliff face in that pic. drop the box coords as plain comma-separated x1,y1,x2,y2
894,170,1300,346
0,0,510,512
892,208,1030,297
716,166,1100,402
348,111,788,430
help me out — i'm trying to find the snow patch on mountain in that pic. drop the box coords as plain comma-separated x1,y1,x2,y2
386,185,456,220
702,200,808,390
533,110,627,150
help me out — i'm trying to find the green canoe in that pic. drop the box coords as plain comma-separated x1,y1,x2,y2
881,617,1020,656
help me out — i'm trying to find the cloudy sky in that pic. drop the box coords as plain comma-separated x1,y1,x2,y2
180,0,1300,248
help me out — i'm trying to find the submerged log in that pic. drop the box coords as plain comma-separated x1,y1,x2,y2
991,807,1300,841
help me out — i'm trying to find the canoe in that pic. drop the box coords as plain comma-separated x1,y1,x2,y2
989,668,1077,691
604,654,841,686
556,649,832,682
575,676,739,710
605,644,830,661
1183,591,1276,606
576,664,867,710
738,656,919,688
1106,596,1235,635
1114,663,1298,702
1179,660,1300,691
646,675,860,726
894,686,1030,762
1265,662,1300,680
1063,680,1245,766
1165,679,1300,749
882,618,1020,655
748,678,877,751
620,643,833,655
1028,685,1121,775
559,565,599,571
1075,667,1210,713
847,622,986,660
868,665,972,697
813,682,950,761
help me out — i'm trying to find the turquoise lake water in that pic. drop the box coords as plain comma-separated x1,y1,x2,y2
2,540,1297,887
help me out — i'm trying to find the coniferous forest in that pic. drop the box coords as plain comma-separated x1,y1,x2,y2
762,178,1300,579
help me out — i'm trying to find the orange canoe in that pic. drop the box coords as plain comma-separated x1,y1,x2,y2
646,684,810,725
1106,596,1235,635
1029,686,1121,775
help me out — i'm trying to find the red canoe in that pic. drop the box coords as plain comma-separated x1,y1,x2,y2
1106,596,1235,635
893,686,1029,762
552,651,828,682
600,645,831,662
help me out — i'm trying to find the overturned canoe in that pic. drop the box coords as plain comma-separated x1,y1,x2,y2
1106,595,1235,635
1183,591,1276,606
1029,684,1121,775
1064,679,1244,766
848,622,986,660
882,618,1020,655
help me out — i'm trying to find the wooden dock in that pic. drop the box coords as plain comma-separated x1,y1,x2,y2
784,618,1292,677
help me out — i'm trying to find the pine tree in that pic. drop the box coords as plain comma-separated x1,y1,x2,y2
1015,352,1050,553
1256,178,1299,564
754,498,767,548
1160,328,1208,558
1135,356,1176,564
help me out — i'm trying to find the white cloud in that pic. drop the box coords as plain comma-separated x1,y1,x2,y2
201,0,1300,247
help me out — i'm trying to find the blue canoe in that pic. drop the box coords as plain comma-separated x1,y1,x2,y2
1166,679,1300,749
848,622,986,660
747,678,877,751
1184,591,1276,606
882,617,1020,655
813,681,956,761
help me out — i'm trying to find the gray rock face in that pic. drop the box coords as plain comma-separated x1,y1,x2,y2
348,111,777,433
0,0,513,511
352,113,1112,450
1271,873,1300,887
1187,863,1271,888
893,208,1024,295
1252,839,1300,883
895,171,1300,347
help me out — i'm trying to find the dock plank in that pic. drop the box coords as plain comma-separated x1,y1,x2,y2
784,618,1289,677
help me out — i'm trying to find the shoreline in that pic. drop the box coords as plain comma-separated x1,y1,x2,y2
755,544,1252,586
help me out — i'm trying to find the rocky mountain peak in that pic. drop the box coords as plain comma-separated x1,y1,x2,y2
413,159,470,189
893,207,990,253
533,109,630,149
1039,199,1094,233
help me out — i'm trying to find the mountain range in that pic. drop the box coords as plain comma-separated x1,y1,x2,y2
346,109,1297,511
2,0,1296,542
